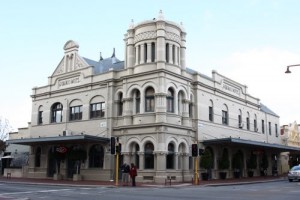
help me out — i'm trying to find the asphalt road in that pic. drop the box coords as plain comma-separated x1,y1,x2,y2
0,181,299,200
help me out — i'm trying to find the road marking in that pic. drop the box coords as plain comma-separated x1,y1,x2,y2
0,188,73,195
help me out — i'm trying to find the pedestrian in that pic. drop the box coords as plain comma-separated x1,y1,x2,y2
121,163,130,186
129,163,137,186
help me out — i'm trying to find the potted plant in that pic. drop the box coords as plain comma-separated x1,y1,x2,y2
200,149,213,180
247,153,257,177
218,148,230,179
232,150,243,178
260,153,269,176
50,146,67,180
67,147,87,181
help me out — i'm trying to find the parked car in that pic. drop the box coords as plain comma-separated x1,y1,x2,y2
288,165,300,182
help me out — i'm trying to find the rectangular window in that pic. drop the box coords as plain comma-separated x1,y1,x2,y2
189,103,193,118
209,106,213,122
90,102,105,118
145,97,154,112
136,98,140,114
246,117,250,130
38,111,43,125
238,115,242,128
269,122,272,135
167,97,174,112
254,119,257,132
222,110,228,125
262,120,265,134
70,106,82,121
275,124,278,137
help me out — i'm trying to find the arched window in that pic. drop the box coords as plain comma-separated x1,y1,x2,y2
209,100,214,122
166,143,175,169
254,114,258,132
166,43,169,63
172,45,175,63
167,88,174,113
144,142,154,169
222,104,228,125
118,93,123,116
51,103,63,123
90,96,105,119
38,106,43,125
246,112,250,130
151,42,155,62
145,87,155,112
189,94,193,118
69,100,82,121
144,43,147,63
89,144,104,168
138,45,141,64
135,90,140,114
238,109,243,128
35,147,41,167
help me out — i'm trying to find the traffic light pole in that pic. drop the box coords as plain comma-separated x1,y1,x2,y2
115,151,119,186
194,156,199,185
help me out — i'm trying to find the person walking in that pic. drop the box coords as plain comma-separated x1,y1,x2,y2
129,163,137,186
121,163,130,186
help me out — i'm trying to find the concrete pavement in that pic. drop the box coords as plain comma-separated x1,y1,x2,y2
0,175,287,188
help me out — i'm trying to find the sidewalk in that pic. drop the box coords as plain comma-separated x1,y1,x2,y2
0,175,286,188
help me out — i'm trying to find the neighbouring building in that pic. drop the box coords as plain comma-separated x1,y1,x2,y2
7,11,300,183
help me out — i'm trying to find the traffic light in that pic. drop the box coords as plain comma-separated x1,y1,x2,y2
110,137,116,154
191,144,198,157
116,143,122,154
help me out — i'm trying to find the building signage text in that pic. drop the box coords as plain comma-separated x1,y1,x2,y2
58,77,80,88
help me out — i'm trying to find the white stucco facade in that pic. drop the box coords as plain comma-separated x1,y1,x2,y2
7,11,295,183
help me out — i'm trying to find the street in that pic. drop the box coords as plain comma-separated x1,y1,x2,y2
0,181,299,200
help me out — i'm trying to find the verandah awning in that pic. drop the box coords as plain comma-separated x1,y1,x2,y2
6,134,110,145
202,137,300,152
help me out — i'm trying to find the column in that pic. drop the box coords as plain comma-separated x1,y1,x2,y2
123,98,133,125
147,42,151,63
138,152,144,170
182,99,190,126
140,44,145,64
135,46,139,65
174,45,178,65
180,32,186,69
169,44,173,64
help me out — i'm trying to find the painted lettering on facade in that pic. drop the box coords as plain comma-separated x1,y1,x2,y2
222,82,240,95
58,77,80,88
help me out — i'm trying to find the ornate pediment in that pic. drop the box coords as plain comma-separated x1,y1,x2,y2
52,40,89,76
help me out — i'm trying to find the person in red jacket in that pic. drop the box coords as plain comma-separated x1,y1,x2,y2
129,163,137,186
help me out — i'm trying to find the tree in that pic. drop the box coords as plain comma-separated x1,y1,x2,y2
218,148,230,170
0,117,12,154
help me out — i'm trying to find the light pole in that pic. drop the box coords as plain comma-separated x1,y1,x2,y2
285,64,300,73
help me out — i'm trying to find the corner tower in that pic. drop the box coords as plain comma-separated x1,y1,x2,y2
124,10,187,75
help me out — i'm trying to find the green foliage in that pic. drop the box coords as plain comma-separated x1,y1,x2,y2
232,150,244,170
200,149,213,170
247,154,257,170
218,148,230,170
67,148,87,161
261,153,269,169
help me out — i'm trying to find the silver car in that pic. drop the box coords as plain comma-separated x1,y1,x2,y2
288,165,300,182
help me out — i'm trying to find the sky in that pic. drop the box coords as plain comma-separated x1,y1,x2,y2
1,0,300,131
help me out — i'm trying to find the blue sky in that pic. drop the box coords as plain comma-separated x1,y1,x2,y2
1,0,300,130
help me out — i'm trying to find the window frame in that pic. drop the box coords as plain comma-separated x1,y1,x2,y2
90,102,105,119
69,105,82,121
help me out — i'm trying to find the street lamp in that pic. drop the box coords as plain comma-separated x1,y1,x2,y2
285,64,300,73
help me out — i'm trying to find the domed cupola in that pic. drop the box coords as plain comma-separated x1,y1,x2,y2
124,10,187,75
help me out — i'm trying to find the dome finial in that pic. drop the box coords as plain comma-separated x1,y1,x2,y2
99,52,103,61
129,19,134,29
158,10,164,20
